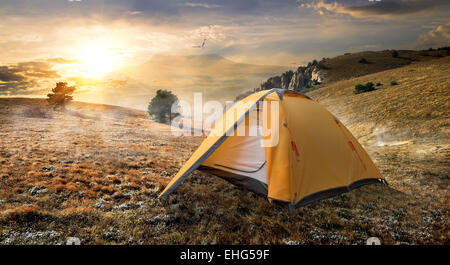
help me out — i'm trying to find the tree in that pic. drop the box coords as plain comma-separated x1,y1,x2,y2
148,89,179,124
47,82,76,107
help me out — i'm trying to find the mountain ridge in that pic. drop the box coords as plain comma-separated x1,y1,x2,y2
236,48,450,100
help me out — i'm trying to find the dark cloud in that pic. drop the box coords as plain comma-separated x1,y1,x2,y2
0,80,39,95
0,66,25,82
5,0,446,20
0,60,61,96
119,0,297,16
0,0,298,21
299,0,450,18
347,0,449,16
14,61,60,79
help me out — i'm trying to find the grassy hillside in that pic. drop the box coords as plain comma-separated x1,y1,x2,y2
316,49,450,84
0,56,448,244
309,56,449,219
310,56,450,143
239,49,449,100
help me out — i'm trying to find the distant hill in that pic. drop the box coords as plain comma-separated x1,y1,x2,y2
310,55,450,144
237,48,450,99
122,54,289,106
1,98,148,121
314,49,450,84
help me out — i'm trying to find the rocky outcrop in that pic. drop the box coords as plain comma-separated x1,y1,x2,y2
235,59,327,100
260,61,327,93
288,63,326,91
311,67,326,83
281,70,294,89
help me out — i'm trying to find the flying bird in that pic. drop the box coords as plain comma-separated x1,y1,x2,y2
192,39,207,49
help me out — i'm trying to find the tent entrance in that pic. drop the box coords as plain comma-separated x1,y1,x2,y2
199,108,268,195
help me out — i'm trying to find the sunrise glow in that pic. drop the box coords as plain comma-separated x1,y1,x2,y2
76,46,118,78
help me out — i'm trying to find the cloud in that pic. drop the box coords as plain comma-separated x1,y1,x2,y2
299,0,450,18
183,2,222,9
14,61,60,79
0,66,25,82
0,80,40,95
185,25,228,42
127,11,142,15
46,58,80,64
415,22,450,49
0,0,297,21
0,60,62,96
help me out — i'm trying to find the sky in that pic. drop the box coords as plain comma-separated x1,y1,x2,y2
0,0,449,107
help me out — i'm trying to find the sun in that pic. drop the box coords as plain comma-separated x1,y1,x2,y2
76,46,118,78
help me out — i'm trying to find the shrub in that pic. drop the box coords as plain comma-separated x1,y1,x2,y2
353,82,376,94
392,50,399,58
358,58,369,64
390,80,398,86
354,84,366,94
365,82,374,90
376,82,382,86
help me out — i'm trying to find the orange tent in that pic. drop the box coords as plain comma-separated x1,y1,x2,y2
159,89,386,209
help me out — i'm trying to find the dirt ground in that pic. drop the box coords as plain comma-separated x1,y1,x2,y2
0,57,448,245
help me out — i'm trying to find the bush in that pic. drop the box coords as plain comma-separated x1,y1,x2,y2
365,82,374,90
358,58,369,64
392,50,399,58
390,80,398,86
353,82,376,94
376,82,382,86
354,84,366,93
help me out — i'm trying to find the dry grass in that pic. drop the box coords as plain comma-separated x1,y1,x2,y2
0,57,448,244
317,49,450,84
